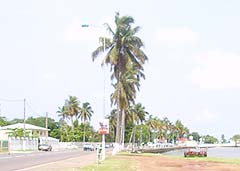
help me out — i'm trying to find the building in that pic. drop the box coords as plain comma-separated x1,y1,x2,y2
0,123,49,140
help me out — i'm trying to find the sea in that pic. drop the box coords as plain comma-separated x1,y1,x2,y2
163,147,240,158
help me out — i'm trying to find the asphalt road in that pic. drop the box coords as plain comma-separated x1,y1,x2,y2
0,149,95,171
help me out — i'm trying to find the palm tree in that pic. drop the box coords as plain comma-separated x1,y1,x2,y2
111,67,141,145
58,96,81,130
126,103,148,151
175,120,189,139
66,96,81,128
79,102,93,143
107,109,118,141
92,13,148,144
57,106,69,121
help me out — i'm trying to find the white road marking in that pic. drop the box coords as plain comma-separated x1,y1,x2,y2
13,161,59,171
0,156,12,160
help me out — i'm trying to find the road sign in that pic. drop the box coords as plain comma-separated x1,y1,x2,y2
98,119,109,135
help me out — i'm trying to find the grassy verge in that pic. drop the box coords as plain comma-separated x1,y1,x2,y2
184,156,240,165
81,155,137,171
121,152,240,165
79,152,240,171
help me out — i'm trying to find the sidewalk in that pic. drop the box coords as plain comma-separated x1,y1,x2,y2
16,151,110,171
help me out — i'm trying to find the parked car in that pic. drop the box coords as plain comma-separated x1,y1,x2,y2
83,144,94,151
184,147,207,157
38,144,52,151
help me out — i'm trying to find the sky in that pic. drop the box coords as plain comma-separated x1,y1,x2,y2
0,0,240,140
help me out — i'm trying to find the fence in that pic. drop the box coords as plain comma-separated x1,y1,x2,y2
0,140,9,152
8,137,38,151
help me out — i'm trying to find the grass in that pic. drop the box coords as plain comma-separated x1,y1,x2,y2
184,156,240,165
81,155,137,171
66,152,240,171
121,152,240,165
156,153,240,165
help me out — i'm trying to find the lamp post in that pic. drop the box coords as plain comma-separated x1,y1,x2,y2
81,24,106,160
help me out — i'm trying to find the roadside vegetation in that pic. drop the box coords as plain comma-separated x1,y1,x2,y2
185,157,240,165
81,156,136,171
81,153,240,171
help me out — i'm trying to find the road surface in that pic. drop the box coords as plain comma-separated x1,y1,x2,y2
0,149,96,171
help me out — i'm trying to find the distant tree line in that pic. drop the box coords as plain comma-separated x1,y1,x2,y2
1,95,230,145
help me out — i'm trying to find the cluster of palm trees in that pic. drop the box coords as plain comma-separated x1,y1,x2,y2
146,117,189,142
57,95,93,142
92,12,148,146
107,104,189,146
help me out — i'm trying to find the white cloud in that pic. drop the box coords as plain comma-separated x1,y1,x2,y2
42,73,57,79
155,27,200,47
195,110,218,122
187,50,240,90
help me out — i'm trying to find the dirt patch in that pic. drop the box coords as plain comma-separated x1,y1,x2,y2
117,155,240,171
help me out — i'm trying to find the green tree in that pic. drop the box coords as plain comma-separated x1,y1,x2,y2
8,118,24,125
175,120,189,138
79,102,93,143
26,116,59,138
92,12,148,144
146,115,161,142
58,96,81,130
111,67,141,145
232,134,240,146
202,135,218,144
0,116,7,126
106,109,117,142
65,96,81,128
57,106,69,121
189,132,201,142
221,134,226,143
126,103,148,151
8,128,30,137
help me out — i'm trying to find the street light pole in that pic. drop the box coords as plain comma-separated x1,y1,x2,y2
23,98,26,151
82,24,106,160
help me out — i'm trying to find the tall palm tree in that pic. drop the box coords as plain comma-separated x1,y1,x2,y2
57,106,69,121
79,102,93,143
111,67,141,145
65,96,81,129
92,13,148,144
175,120,189,138
126,103,148,151
146,115,159,142
107,109,118,141
58,96,81,130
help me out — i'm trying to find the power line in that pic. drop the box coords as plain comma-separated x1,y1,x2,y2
0,98,23,102
26,102,43,117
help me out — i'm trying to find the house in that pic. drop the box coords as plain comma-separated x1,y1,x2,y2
0,123,49,140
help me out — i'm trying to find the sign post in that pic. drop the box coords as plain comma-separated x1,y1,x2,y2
98,119,109,160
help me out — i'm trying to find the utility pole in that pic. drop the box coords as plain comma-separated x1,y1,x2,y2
23,98,26,137
23,98,26,151
45,112,48,138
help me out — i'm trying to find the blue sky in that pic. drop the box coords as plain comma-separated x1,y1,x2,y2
0,0,240,139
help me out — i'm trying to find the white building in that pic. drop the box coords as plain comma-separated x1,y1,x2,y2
0,123,49,140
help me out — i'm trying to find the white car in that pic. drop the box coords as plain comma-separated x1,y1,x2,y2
83,144,94,151
38,144,52,151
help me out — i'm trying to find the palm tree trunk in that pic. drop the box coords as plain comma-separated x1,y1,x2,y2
129,129,134,145
115,79,121,144
83,122,86,143
121,110,125,149
132,126,136,152
71,117,74,131
115,108,121,144
115,49,123,145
